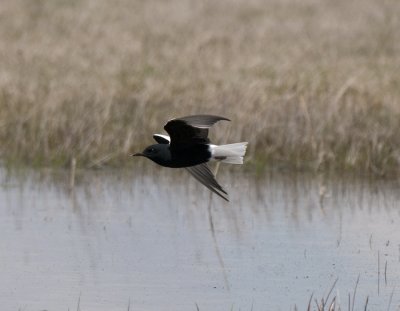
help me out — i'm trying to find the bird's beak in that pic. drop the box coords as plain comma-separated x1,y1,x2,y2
131,153,144,157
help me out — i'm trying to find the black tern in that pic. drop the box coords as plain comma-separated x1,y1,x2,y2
133,114,248,201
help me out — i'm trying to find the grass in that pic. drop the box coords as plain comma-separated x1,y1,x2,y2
1,0,400,174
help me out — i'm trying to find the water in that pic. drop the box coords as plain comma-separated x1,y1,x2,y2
1,168,400,310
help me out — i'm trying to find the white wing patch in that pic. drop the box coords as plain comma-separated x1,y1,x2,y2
153,134,171,144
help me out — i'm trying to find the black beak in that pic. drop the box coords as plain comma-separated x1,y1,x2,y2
131,153,144,157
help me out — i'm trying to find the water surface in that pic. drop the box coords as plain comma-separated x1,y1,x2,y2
1,168,400,310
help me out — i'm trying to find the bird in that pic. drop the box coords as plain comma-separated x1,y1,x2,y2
132,114,247,201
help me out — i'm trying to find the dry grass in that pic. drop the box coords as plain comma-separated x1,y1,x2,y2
1,0,400,172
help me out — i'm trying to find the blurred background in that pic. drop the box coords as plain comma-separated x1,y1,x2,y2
0,0,400,173
1,0,400,173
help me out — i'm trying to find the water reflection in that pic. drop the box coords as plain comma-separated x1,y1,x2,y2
1,167,400,310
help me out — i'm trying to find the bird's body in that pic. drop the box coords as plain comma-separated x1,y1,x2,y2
140,143,211,168
133,114,247,201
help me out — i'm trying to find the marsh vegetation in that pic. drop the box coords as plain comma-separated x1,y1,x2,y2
0,0,400,173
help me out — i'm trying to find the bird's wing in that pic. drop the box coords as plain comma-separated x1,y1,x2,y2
164,115,230,146
153,134,170,144
185,163,229,202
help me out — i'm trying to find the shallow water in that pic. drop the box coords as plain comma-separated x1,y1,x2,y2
1,168,400,310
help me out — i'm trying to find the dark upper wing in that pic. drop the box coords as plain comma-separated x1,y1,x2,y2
164,115,230,146
185,163,229,201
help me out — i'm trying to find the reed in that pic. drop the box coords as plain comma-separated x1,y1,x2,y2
1,0,400,173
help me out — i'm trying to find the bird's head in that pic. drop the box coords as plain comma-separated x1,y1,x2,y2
132,144,170,165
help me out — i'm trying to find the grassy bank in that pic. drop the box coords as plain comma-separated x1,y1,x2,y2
1,0,400,173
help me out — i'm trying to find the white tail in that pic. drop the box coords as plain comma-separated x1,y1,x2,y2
210,142,248,164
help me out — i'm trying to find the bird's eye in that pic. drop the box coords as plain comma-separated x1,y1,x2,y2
148,148,155,153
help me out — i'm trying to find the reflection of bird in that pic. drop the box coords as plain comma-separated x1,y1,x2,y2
133,115,248,201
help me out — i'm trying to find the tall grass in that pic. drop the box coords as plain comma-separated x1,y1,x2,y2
1,0,400,173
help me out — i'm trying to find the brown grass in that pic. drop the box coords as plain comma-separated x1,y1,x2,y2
1,0,400,173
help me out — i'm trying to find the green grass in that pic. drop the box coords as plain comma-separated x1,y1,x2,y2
1,0,400,174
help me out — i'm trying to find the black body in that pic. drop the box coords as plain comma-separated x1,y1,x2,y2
140,143,211,168
169,143,212,168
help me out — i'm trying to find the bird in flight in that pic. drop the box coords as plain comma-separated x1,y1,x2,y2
132,114,247,201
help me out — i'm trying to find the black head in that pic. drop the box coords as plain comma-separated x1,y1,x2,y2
132,144,171,166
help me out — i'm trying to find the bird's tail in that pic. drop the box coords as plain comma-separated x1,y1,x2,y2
210,142,248,164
